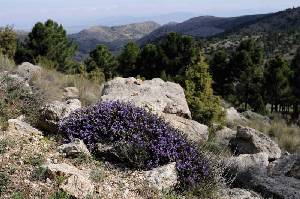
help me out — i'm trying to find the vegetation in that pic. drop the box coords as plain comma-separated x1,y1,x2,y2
59,101,216,190
0,26,17,59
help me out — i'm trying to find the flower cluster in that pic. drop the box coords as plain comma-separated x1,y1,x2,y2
59,100,211,187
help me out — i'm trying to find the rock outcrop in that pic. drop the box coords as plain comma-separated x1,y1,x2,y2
58,139,91,158
220,188,263,199
101,77,191,118
229,126,281,160
162,113,209,143
16,62,42,80
63,87,80,100
214,127,237,148
226,107,246,123
43,163,94,199
38,99,81,133
268,154,300,179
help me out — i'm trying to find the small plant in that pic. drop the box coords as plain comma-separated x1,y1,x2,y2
31,166,48,181
0,171,9,194
89,168,105,182
0,139,9,154
48,191,70,199
25,153,45,166
59,101,213,188
11,191,24,199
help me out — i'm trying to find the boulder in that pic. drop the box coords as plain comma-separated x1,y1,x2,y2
162,113,209,143
101,77,191,118
229,126,281,160
43,163,94,199
226,107,246,123
7,117,43,136
17,62,41,80
226,153,269,177
241,110,271,124
219,188,263,199
143,162,178,191
58,139,91,158
38,99,81,133
268,154,300,179
63,87,80,100
214,127,237,148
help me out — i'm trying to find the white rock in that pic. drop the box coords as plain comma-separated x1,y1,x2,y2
58,139,91,158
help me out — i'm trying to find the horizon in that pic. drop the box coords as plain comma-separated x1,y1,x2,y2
1,0,300,33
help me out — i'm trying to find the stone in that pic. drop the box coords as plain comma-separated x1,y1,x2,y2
226,153,269,176
162,113,209,143
101,77,191,118
38,99,81,133
63,87,80,100
214,127,237,148
17,62,42,80
268,154,300,179
226,107,246,123
220,188,263,199
7,117,43,136
143,162,178,191
241,110,271,124
229,126,281,160
58,139,91,158
43,163,94,199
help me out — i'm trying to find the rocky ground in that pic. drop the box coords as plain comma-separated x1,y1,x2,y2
0,63,299,199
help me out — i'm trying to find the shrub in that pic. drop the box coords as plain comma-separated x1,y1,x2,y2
0,74,44,128
0,171,9,194
59,101,212,188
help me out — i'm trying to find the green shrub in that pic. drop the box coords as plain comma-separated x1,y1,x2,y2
0,171,9,194
48,191,70,199
31,166,48,181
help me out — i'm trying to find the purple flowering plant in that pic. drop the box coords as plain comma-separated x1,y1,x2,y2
59,100,211,187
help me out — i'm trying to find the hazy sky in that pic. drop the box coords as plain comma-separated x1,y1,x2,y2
1,0,300,30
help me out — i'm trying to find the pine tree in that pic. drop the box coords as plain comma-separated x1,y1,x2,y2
0,26,17,59
118,42,140,77
185,54,224,125
27,19,77,72
85,44,118,80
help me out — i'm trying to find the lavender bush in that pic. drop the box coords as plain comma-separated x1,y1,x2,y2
59,101,212,187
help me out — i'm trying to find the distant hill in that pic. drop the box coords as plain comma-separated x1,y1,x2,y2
69,21,160,59
138,14,266,45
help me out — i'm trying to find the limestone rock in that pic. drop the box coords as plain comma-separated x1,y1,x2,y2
101,77,191,118
214,127,237,148
162,113,208,143
43,163,94,199
58,139,91,158
268,154,300,179
143,162,178,191
229,126,281,160
226,107,246,123
38,99,81,133
220,188,263,199
241,110,271,124
17,62,41,80
63,87,80,100
7,117,43,136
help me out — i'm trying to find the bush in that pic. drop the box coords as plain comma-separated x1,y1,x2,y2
0,171,9,194
0,74,44,128
59,101,213,188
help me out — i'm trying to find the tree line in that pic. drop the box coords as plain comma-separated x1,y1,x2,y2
1,19,300,122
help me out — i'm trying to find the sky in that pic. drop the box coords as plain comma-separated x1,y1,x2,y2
1,0,300,32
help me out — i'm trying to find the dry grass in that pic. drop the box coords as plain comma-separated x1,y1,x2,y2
31,64,103,106
0,53,15,73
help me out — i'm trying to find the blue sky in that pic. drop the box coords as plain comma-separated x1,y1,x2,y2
1,0,300,31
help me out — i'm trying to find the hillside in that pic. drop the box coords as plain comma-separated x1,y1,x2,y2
69,21,160,59
138,14,266,45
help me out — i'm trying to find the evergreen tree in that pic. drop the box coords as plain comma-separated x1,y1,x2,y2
118,42,140,77
264,56,291,112
291,47,300,118
85,44,118,80
0,26,17,59
27,19,77,72
184,54,224,125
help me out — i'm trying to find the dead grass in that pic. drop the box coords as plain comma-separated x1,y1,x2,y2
31,64,103,106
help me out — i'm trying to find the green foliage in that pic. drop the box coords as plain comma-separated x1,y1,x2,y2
27,19,77,72
11,192,24,199
31,166,48,181
185,54,224,125
0,74,44,128
0,26,17,59
89,168,105,182
264,56,291,112
85,44,118,80
291,47,300,117
118,42,140,77
0,171,9,194
48,191,70,199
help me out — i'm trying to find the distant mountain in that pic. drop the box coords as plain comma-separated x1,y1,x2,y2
138,14,266,45
69,21,160,59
